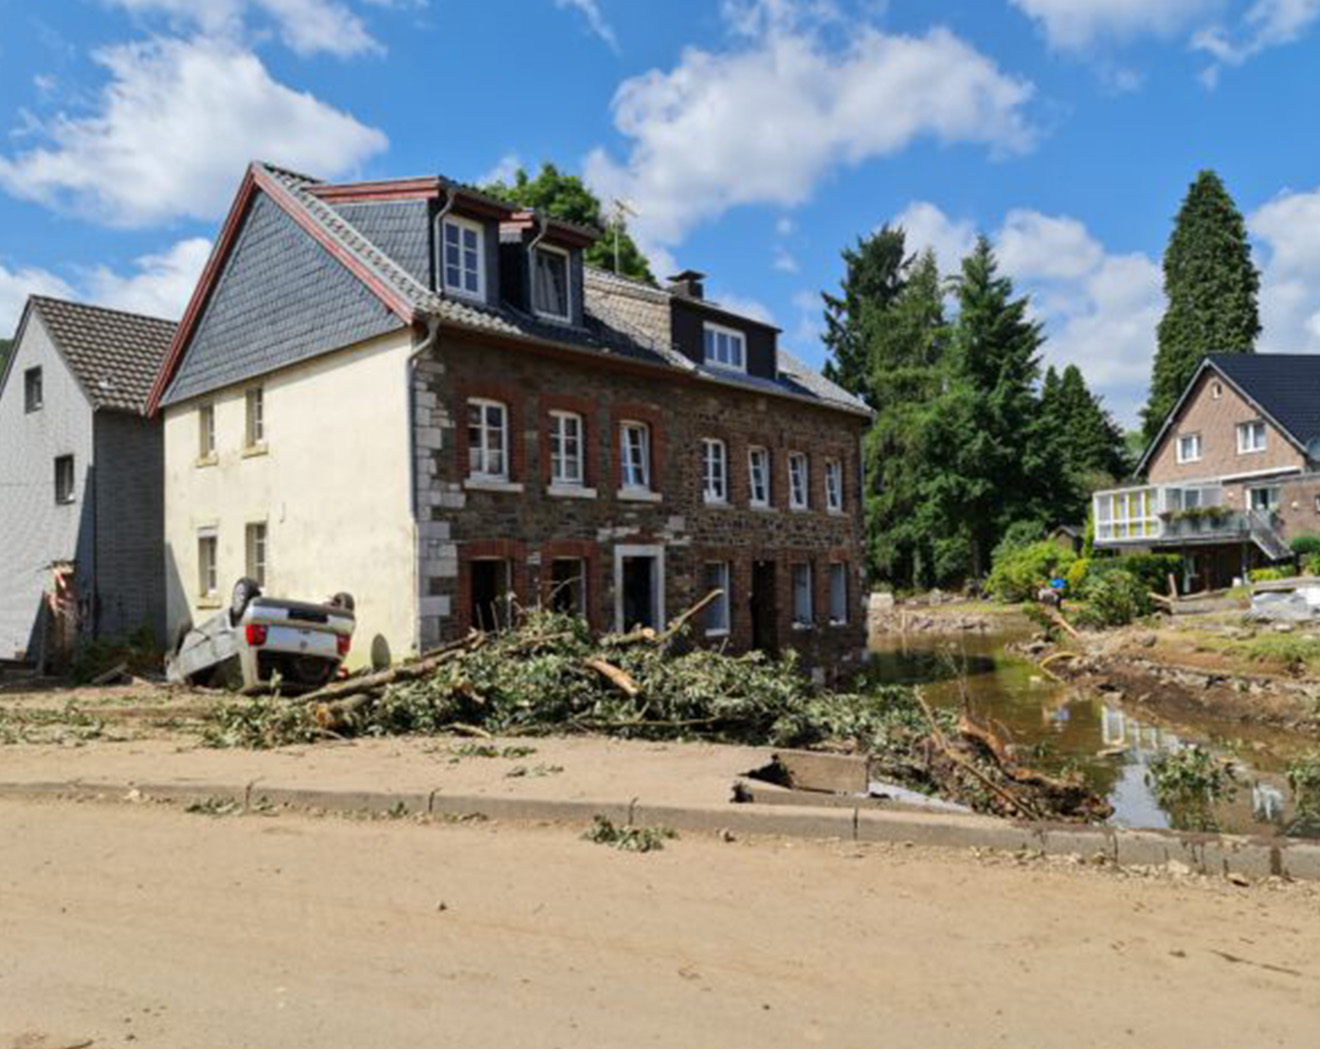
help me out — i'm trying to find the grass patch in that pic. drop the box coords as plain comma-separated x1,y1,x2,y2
584,815,676,853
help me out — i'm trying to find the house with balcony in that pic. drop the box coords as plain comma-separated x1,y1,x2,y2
148,162,871,670
1094,355,1320,590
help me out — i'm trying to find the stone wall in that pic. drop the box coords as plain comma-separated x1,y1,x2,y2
414,332,869,670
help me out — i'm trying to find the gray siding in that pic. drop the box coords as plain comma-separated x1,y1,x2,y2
334,201,432,288
161,191,405,406
0,313,96,660
93,411,165,644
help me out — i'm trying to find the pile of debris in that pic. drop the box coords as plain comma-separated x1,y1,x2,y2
204,606,1108,822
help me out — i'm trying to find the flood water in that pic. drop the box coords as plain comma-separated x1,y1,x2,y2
867,624,1305,835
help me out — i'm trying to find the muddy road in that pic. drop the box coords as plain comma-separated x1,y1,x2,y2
2,800,1317,1049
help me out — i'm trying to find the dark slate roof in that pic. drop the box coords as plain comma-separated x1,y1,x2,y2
31,297,175,414
164,162,868,417
1209,354,1320,450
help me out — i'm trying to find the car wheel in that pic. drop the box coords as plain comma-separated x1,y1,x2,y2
230,577,262,626
330,592,356,612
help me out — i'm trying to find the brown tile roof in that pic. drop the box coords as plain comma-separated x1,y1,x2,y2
32,297,177,414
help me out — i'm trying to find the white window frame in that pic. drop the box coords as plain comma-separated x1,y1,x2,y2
468,398,510,480
549,410,585,487
244,387,265,449
199,403,216,460
197,528,219,601
1237,420,1267,455
441,214,486,301
748,446,770,508
53,455,75,505
532,243,572,322
246,521,268,588
702,438,728,504
1176,433,1201,464
703,562,731,637
791,562,814,628
825,459,843,513
828,563,848,626
702,322,747,372
620,421,651,491
1248,485,1281,513
788,452,809,510
613,544,666,633
1212,381,1223,400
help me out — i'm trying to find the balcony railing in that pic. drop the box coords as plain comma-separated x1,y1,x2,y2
1093,485,1287,557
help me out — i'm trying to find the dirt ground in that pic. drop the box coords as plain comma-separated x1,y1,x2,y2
2,799,1317,1049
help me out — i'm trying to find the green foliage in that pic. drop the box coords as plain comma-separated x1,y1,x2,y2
1248,566,1296,582
1305,553,1320,577
1039,364,1130,497
1086,553,1182,595
993,520,1046,559
0,337,10,375
1143,171,1260,442
480,162,654,284
70,625,162,684
1146,746,1238,832
1286,752,1320,829
1238,634,1320,674
1066,557,1090,592
1073,570,1150,628
986,541,1076,603
1290,533,1320,558
822,225,909,403
584,815,676,853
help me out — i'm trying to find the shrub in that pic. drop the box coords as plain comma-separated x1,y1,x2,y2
1073,570,1150,628
1065,557,1090,592
1287,752,1320,831
991,520,1046,562
985,541,1075,603
1290,533,1320,558
1086,553,1182,595
1306,553,1320,578
1249,566,1296,583
1146,745,1238,832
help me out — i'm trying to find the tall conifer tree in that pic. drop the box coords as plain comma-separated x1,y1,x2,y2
821,226,908,405
1142,170,1260,441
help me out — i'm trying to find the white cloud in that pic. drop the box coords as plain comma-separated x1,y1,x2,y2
0,264,76,339
84,237,211,319
555,0,618,50
893,201,1161,426
478,152,522,187
708,288,776,325
772,245,799,273
1008,0,1224,49
109,0,383,58
775,215,796,236
585,3,1034,258
0,36,388,227
1251,184,1320,351
1193,0,1320,81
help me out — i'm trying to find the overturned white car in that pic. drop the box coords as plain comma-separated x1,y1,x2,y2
167,578,356,692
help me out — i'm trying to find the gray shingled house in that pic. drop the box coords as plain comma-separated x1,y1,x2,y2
0,297,174,664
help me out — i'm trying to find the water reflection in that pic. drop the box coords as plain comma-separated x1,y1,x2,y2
867,630,1297,835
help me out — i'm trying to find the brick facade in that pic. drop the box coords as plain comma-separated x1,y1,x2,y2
413,333,868,669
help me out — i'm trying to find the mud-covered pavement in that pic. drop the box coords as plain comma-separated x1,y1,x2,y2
2,798,1317,1049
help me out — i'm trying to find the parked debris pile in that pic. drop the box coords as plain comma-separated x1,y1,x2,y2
204,608,1108,821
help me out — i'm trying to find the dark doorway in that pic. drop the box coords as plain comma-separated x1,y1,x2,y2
470,559,511,632
621,555,659,630
550,558,586,617
750,560,778,654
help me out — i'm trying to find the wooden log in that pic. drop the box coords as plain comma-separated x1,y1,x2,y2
297,634,483,704
90,662,129,686
1043,606,1080,639
585,658,640,697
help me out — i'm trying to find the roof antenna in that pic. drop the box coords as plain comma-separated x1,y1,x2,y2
610,198,638,275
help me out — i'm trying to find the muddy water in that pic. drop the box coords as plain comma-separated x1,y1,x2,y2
867,625,1304,835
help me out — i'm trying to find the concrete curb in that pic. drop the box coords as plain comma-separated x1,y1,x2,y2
3,778,1318,882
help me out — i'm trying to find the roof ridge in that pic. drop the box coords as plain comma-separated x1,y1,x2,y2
31,294,178,326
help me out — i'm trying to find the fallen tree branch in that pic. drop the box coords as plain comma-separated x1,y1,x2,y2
298,634,484,705
585,658,640,697
658,590,723,645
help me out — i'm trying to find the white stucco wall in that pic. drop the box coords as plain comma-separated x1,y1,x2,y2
162,329,418,668
0,311,95,660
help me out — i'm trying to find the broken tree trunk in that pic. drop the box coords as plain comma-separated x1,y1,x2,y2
297,633,483,705
585,658,640,697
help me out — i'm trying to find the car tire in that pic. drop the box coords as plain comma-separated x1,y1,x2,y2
330,592,356,612
230,577,262,626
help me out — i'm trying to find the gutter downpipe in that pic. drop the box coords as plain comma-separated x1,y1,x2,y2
527,213,551,303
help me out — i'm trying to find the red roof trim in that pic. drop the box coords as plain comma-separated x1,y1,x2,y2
146,164,420,415
309,178,442,203
146,166,258,415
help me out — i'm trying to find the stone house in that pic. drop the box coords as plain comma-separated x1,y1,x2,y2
0,296,173,663
148,162,871,670
1094,355,1320,589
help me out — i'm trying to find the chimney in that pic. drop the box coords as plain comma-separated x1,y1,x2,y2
666,269,706,300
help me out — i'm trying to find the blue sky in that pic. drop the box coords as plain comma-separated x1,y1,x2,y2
3,0,1320,426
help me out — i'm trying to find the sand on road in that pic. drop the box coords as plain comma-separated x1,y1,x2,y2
1,799,1317,1049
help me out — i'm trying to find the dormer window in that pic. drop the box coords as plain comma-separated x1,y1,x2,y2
703,322,746,372
442,215,485,300
533,244,571,322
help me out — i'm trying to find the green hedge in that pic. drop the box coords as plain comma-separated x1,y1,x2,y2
986,541,1076,603
1085,553,1182,595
